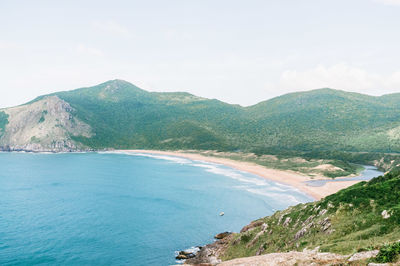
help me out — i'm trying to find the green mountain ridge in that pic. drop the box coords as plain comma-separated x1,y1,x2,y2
1,79,400,155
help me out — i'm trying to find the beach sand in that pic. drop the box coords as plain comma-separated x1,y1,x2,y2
122,150,360,201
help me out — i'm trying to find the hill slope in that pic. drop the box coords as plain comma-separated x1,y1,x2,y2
52,79,245,150
0,96,92,151
245,88,400,152
2,79,400,154
187,167,400,264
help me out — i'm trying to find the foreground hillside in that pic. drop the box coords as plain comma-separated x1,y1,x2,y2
186,168,400,265
2,79,400,157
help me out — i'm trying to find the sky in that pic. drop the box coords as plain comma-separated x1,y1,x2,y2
0,0,400,108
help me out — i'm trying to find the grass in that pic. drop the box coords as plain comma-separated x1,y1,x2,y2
0,111,9,136
221,167,400,261
184,150,361,178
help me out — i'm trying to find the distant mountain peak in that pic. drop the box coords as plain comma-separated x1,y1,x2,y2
102,79,134,92
84,79,149,101
105,79,131,86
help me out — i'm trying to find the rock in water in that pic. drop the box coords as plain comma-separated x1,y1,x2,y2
175,254,187,260
214,232,232,239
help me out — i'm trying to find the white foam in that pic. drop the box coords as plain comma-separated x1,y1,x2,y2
191,163,269,186
191,161,311,204
104,151,192,164
245,188,302,205
264,186,288,192
101,151,313,203
174,246,201,264
133,153,192,164
184,246,201,254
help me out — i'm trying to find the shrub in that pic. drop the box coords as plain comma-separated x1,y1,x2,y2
375,242,400,263
240,234,252,243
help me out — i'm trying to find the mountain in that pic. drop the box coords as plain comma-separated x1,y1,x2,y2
51,79,245,150
0,95,92,152
187,167,400,264
1,79,400,154
244,88,400,152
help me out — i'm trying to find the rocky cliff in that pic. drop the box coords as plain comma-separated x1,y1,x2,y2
0,96,93,152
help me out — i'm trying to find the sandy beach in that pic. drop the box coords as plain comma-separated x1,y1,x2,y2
121,150,361,200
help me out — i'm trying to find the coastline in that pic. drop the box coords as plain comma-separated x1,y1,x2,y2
121,150,362,201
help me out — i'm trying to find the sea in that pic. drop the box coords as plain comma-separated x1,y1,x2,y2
0,151,314,265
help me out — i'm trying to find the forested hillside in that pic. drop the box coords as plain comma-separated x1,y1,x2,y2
2,79,400,156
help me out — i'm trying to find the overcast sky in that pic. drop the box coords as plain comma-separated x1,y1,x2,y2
1,0,400,108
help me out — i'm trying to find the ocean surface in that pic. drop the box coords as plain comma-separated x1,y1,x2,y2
0,152,313,266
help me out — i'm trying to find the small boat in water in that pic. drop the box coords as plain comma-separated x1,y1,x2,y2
219,212,224,216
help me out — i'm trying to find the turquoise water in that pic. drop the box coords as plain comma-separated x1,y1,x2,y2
0,152,312,265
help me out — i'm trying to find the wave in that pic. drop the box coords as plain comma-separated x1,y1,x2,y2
101,151,313,203
245,188,303,205
191,161,312,203
130,153,192,164
191,163,269,186
102,151,192,164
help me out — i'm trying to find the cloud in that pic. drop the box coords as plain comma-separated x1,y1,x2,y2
279,63,400,95
374,0,400,6
91,20,130,37
76,44,104,57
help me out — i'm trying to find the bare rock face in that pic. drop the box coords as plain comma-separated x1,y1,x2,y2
240,220,264,233
186,234,235,265
246,223,269,248
294,227,308,240
216,251,348,266
348,250,379,262
0,96,93,152
214,232,232,240
283,217,292,227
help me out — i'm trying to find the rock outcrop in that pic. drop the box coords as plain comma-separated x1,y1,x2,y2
0,96,93,152
185,248,381,265
214,232,232,240
185,234,235,265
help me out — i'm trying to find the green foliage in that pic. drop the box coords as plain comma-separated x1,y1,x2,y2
222,167,400,261
27,80,400,157
192,150,361,177
30,136,40,143
52,80,244,150
0,111,9,135
240,233,252,243
38,110,47,123
245,88,400,153
375,242,400,263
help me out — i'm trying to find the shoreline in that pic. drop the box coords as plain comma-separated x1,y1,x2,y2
120,150,362,201
1,148,369,201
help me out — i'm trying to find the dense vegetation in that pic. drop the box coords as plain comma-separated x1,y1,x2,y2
245,89,400,153
13,79,398,175
221,167,400,261
375,241,400,263
187,150,363,178
0,111,9,136
48,80,245,150
34,79,400,156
